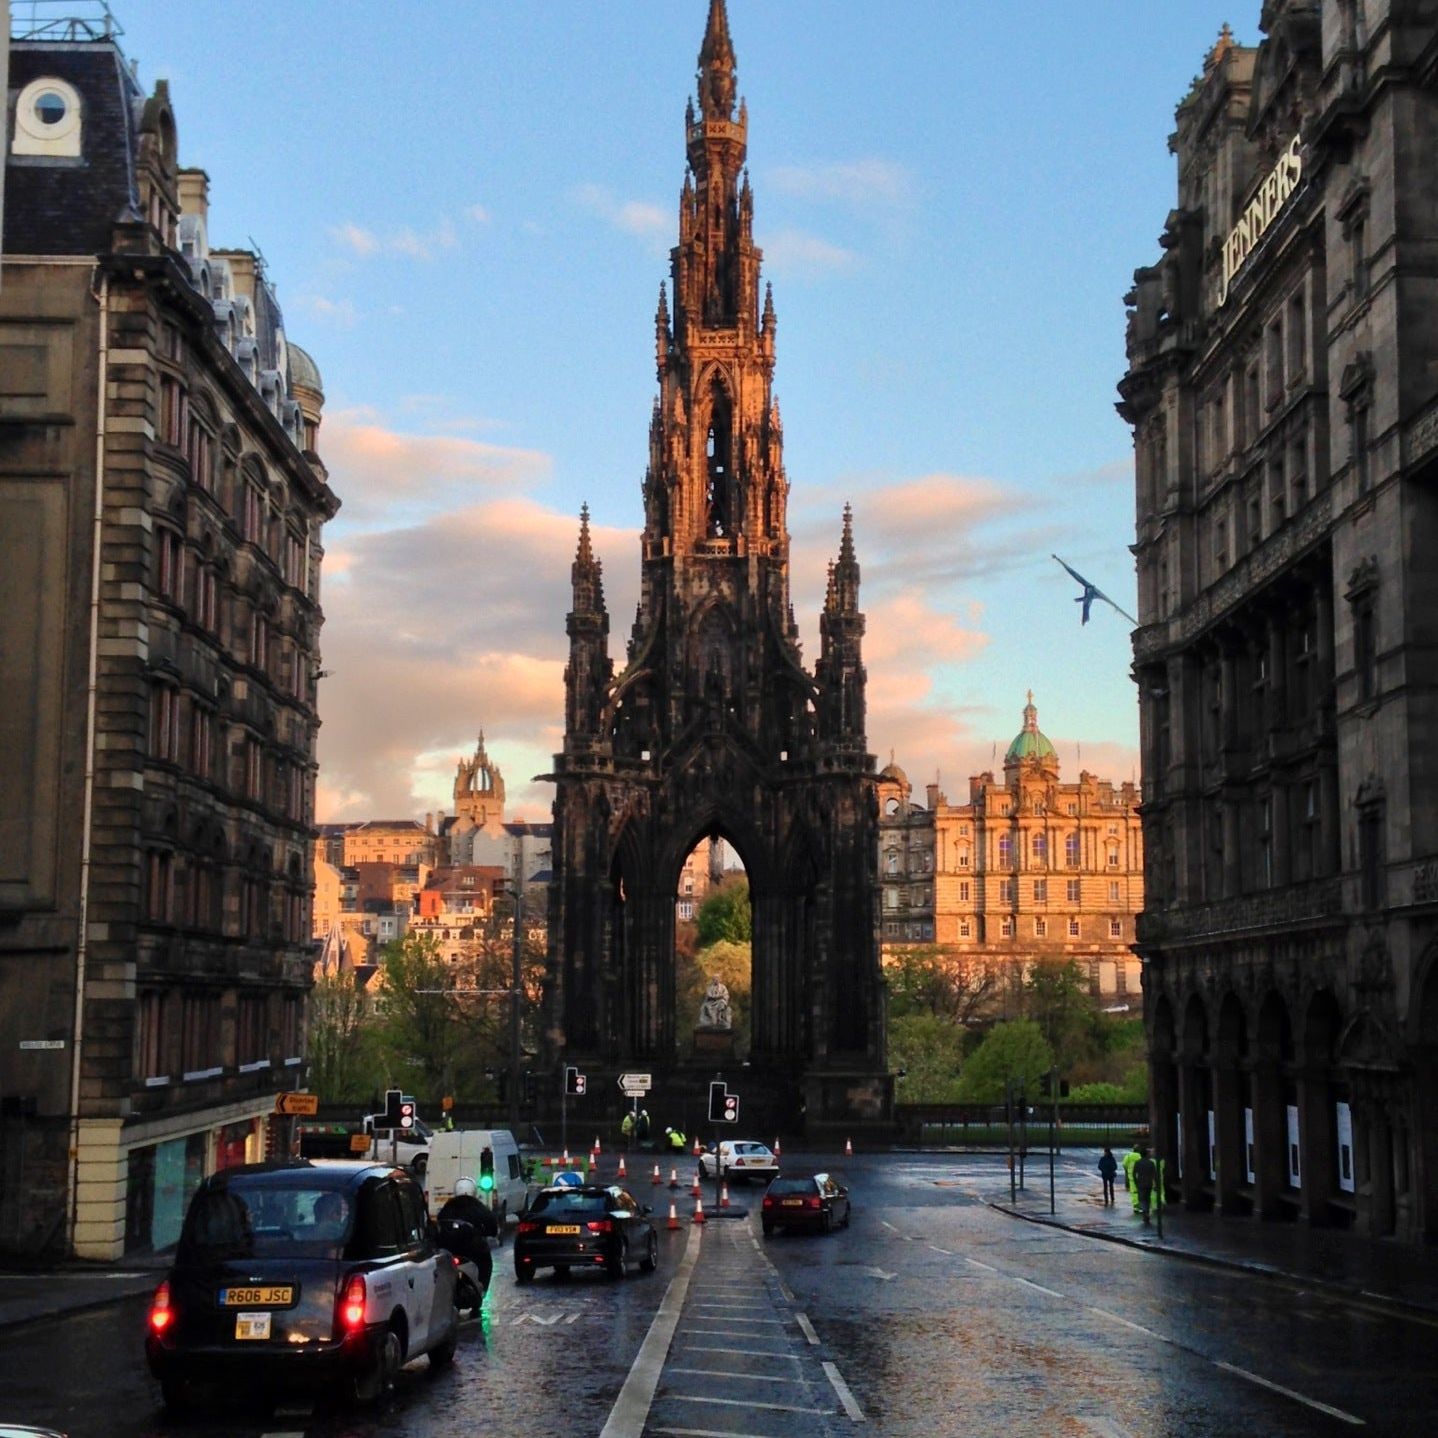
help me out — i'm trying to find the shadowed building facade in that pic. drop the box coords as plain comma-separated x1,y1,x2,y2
1121,4,1438,1241
543,0,887,1131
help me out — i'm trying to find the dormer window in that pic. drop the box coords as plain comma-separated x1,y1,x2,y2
13,78,83,158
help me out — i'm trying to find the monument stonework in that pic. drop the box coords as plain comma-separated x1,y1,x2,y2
542,0,888,1132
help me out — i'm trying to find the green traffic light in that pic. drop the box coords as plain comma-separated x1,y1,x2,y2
479,1174,495,1191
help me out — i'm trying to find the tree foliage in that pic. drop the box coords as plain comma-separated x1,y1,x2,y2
1020,959,1091,1073
696,878,751,947
887,946,998,1025
677,938,752,1054
888,1013,966,1102
953,1019,1054,1103
308,971,381,1104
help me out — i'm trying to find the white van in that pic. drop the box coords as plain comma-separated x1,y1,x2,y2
425,1129,527,1233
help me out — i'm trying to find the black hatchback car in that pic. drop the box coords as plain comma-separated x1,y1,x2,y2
761,1172,851,1235
514,1185,658,1282
146,1161,458,1411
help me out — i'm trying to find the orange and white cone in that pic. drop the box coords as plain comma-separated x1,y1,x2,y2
593,1136,602,1155
666,1200,682,1231
844,1137,854,1158
692,1195,706,1224
651,1164,662,1185
617,1155,627,1180
692,1137,703,1157
773,1137,782,1158
668,1167,680,1190
719,1182,731,1209
691,1170,702,1198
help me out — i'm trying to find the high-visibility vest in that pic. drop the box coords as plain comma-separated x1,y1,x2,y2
1121,1148,1141,1188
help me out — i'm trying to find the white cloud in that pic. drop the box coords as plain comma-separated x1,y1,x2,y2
573,183,669,247
304,294,359,326
330,216,462,263
758,227,857,277
769,158,914,209
332,222,380,257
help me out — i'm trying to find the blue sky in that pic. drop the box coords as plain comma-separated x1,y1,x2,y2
115,1,1241,820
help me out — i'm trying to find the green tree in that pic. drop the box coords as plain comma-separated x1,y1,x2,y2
887,946,997,1024
1020,959,1091,1073
953,1019,1054,1103
375,933,482,1103
307,970,380,1104
888,1013,966,1102
696,878,751,947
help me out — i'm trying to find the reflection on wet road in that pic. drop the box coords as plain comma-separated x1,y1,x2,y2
3,1153,1436,1436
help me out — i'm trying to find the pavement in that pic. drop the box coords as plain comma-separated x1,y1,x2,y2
7,1153,1438,1333
987,1160,1438,1319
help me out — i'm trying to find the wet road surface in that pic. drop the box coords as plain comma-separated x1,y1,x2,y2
2,1151,1436,1436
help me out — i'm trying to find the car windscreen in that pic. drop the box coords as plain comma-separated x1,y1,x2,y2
766,1177,815,1196
180,1181,354,1261
527,1191,609,1217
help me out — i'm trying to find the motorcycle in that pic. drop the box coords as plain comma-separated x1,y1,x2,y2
438,1217,492,1318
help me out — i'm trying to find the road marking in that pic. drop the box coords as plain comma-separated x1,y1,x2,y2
927,1244,952,1255
1089,1305,1164,1340
861,1265,896,1280
1013,1276,1065,1299
795,1312,820,1345
671,1394,831,1415
669,1367,803,1383
965,1257,998,1273
683,1315,784,1325
598,1222,702,1438
823,1360,867,1422
678,1344,801,1360
1212,1361,1365,1425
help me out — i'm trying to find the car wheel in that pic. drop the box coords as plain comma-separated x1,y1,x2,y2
411,1152,428,1177
428,1306,459,1370
495,1201,507,1246
553,1265,570,1280
842,1202,852,1229
605,1239,628,1279
160,1377,197,1415
352,1327,401,1404
762,1220,774,1238
639,1230,658,1273
821,1209,833,1235
514,1260,534,1285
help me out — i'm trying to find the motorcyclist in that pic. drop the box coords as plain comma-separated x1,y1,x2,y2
436,1176,495,1295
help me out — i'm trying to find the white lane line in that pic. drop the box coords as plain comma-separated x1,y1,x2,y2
965,1257,998,1273
879,1219,901,1234
598,1222,703,1438
671,1394,831,1415
795,1312,820,1345
823,1360,867,1423
927,1244,952,1255
669,1367,803,1384
682,1315,784,1325
1212,1361,1365,1426
1089,1305,1165,1340
1013,1276,1065,1299
677,1345,800,1360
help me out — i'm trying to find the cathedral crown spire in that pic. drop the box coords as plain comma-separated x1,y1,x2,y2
698,0,737,119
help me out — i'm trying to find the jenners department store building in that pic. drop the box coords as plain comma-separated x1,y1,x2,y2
1120,4,1438,1242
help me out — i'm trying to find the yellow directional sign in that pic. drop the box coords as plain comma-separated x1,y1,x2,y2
349,1132,373,1154
274,1092,319,1117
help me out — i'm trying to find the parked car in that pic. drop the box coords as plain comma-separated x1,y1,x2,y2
514,1185,658,1282
146,1160,458,1412
761,1172,851,1235
698,1140,779,1183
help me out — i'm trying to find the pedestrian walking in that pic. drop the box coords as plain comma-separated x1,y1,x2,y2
1097,1146,1118,1206
1121,1140,1143,1213
636,1109,651,1148
1133,1146,1157,1225
620,1109,636,1149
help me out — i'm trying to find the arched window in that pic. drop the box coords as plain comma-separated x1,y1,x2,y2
705,379,732,537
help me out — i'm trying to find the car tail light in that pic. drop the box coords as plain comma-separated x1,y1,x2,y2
762,1196,774,1209
517,1220,539,1235
806,1196,822,1209
340,1274,367,1330
585,1219,613,1234
148,1280,173,1335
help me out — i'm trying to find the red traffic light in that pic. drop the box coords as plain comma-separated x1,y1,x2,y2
398,1100,416,1130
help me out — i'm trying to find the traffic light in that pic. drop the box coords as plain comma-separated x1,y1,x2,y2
479,1147,495,1193
398,1098,416,1131
381,1088,404,1128
565,1066,586,1096
723,1092,739,1122
708,1080,739,1123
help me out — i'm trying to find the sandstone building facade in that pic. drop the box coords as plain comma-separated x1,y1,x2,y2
1120,4,1438,1239
878,696,1144,1004
0,22,336,1257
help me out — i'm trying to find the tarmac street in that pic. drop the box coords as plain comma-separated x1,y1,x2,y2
2,1149,1436,1436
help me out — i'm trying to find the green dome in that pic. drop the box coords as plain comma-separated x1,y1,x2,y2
1004,692,1057,766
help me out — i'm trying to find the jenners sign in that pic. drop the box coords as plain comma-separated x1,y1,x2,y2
1218,136,1302,306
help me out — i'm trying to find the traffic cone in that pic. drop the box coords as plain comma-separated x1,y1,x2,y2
593,1136,602,1155
691,1170,702,1198
617,1154,627,1179
668,1167,680,1190
844,1137,854,1158
692,1195,706,1224
651,1164,662,1185
719,1181,731,1209
666,1200,682,1231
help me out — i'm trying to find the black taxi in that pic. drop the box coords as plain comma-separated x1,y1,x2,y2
146,1160,458,1410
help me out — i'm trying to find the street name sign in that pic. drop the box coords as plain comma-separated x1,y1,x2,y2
618,1072,652,1088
